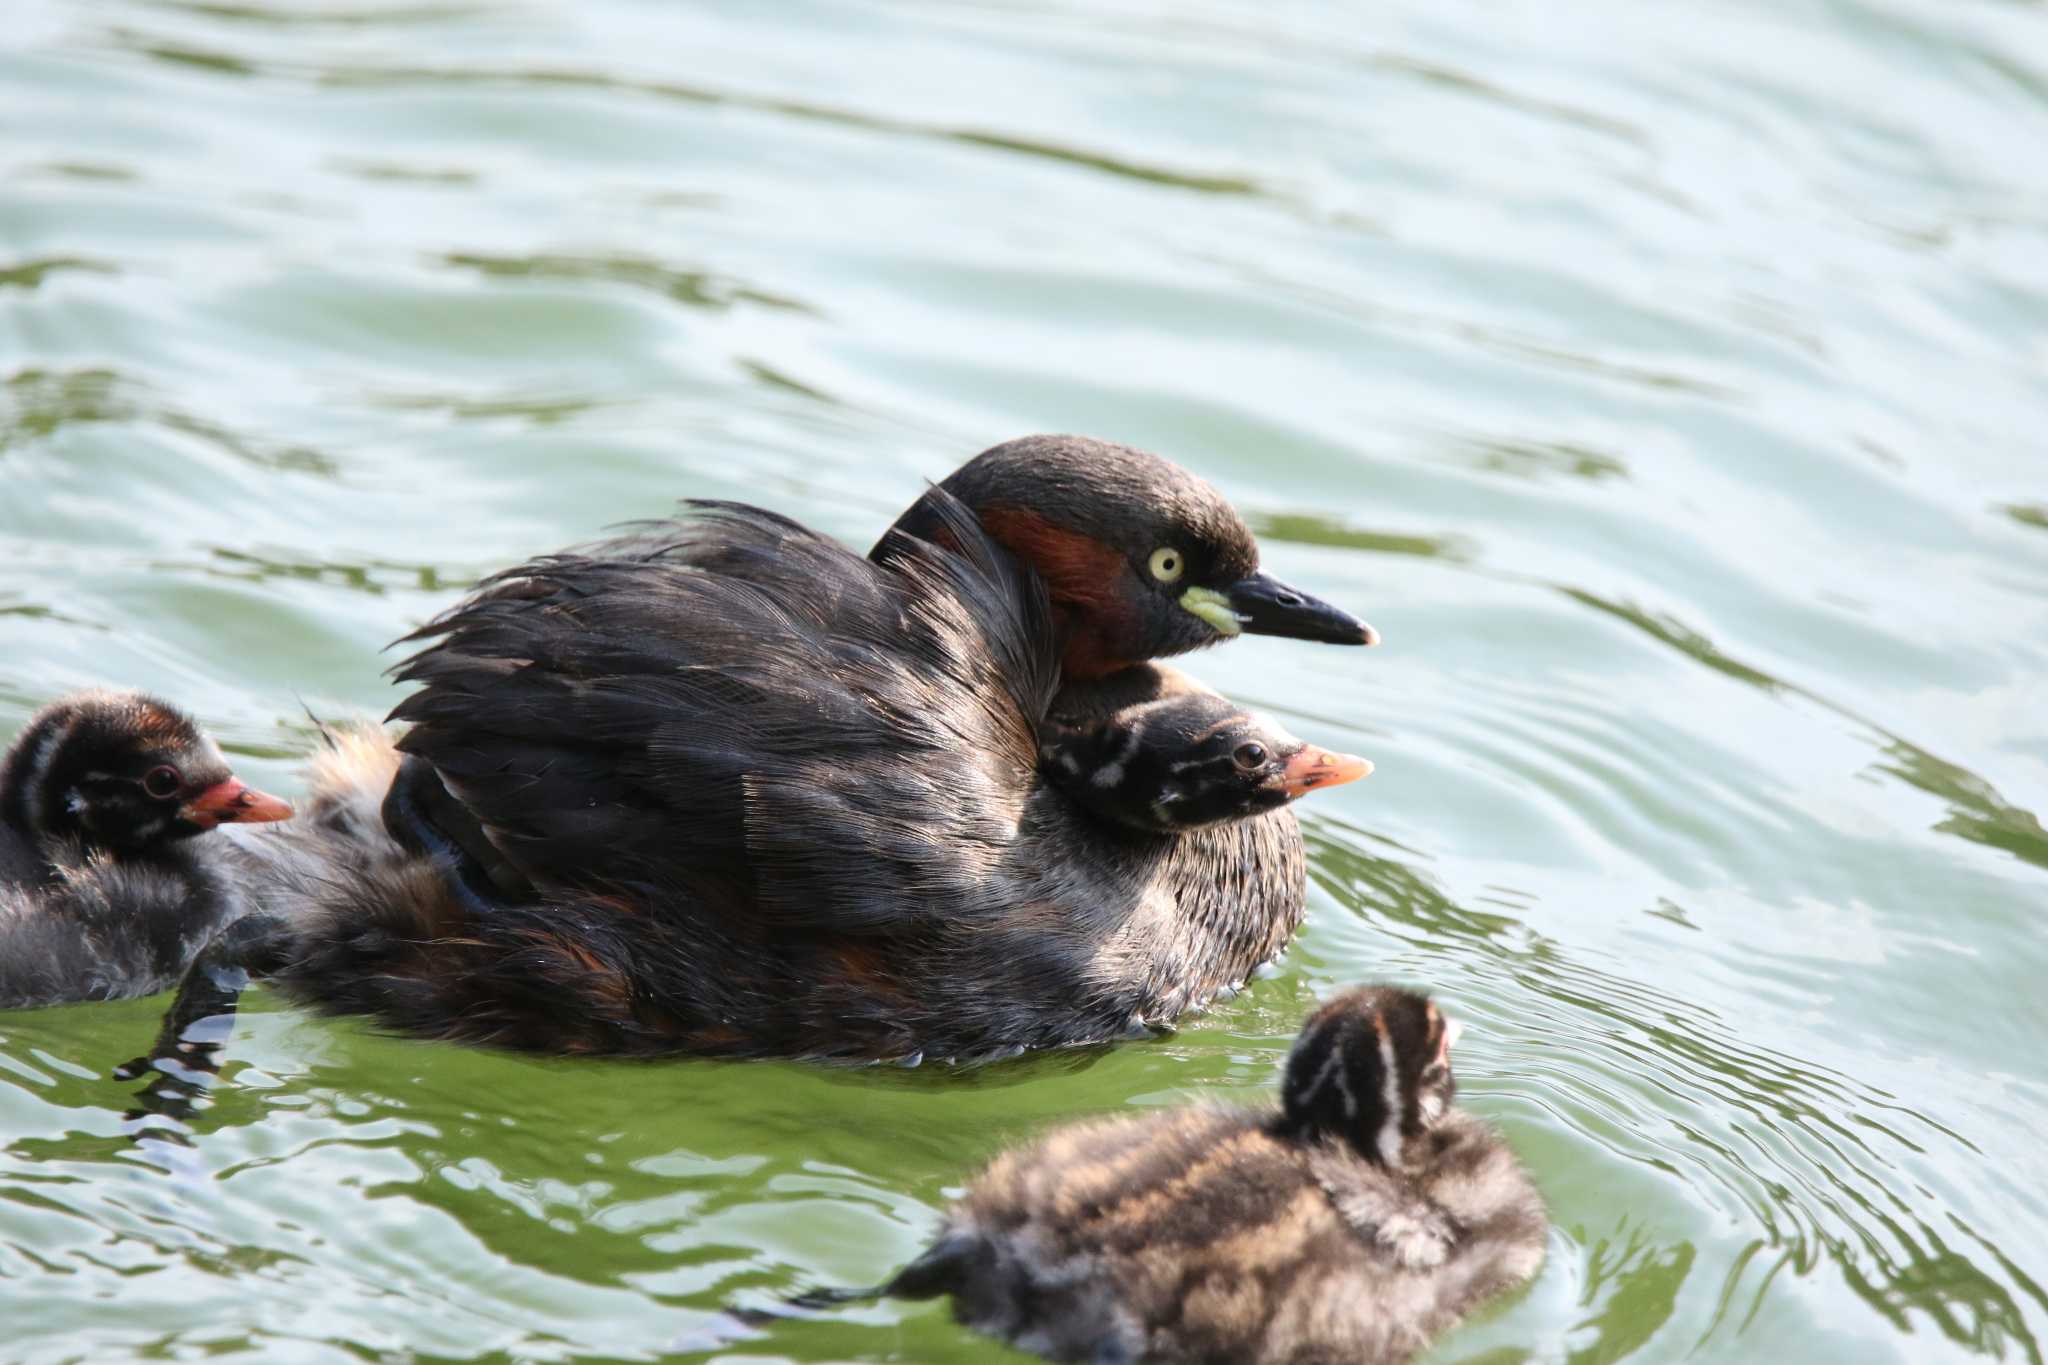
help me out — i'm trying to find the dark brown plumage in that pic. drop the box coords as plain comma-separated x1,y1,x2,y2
821,987,1545,1365
142,437,1374,1062
886,435,1377,679
0,691,293,1009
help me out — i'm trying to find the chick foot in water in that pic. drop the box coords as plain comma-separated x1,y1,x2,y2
116,911,295,1135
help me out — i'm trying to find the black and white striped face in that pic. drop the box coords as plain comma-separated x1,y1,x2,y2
1041,694,1371,834
1280,987,1460,1166
1,692,293,856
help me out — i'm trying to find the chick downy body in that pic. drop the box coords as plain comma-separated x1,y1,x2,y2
854,988,1545,1365
0,691,292,1009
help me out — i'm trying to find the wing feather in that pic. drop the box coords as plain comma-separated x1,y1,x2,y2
388,489,1059,932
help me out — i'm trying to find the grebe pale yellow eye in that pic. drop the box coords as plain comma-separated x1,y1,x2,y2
1148,547,1185,583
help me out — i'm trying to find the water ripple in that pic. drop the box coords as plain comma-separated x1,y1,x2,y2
2,0,2044,1360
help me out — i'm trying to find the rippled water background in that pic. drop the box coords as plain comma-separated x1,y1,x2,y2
3,0,2046,1360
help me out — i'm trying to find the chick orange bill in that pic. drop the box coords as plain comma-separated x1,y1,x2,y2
179,776,294,828
1272,745,1372,800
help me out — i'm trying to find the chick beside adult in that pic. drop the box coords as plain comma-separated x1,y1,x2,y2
0,692,293,1009
829,987,1544,1365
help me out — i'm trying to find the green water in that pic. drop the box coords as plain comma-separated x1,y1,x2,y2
4,0,2046,1360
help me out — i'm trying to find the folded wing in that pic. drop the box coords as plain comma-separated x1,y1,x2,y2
388,490,1060,933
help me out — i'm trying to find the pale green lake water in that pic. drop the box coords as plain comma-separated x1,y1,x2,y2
3,1,2046,1361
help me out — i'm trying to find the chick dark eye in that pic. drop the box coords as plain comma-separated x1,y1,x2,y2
1232,742,1267,770
142,766,182,799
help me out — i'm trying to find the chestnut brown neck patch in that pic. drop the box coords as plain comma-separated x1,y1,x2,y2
978,505,1138,679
